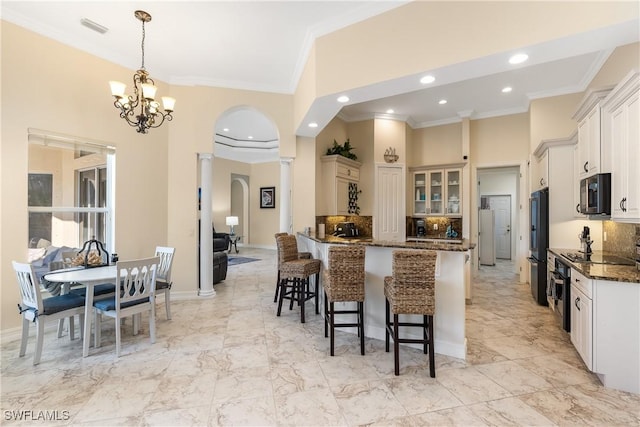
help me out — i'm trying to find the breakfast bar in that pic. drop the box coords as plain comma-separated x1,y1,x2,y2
297,233,474,360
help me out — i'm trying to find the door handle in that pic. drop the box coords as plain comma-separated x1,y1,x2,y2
506,226,511,233
575,297,580,310
576,204,580,213
583,161,588,172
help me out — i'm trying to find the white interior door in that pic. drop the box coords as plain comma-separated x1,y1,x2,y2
375,164,405,241
489,195,511,259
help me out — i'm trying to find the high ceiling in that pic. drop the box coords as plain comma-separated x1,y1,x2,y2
2,1,638,163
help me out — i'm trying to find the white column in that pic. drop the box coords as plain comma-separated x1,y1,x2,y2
198,153,215,297
279,157,293,233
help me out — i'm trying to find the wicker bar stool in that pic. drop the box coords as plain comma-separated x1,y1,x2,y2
384,249,437,377
275,234,321,323
323,245,366,356
273,233,311,302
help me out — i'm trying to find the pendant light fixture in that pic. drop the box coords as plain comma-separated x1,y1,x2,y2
109,10,175,134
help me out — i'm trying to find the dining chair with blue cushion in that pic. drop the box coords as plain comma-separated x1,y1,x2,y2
154,246,175,320
12,261,86,365
93,257,159,357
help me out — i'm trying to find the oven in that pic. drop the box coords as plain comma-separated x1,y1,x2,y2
548,257,571,332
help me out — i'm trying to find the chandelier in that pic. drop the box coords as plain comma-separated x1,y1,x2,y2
109,10,175,134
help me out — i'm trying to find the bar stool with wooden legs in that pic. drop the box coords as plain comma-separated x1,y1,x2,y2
275,234,321,323
384,249,437,377
323,245,366,356
273,233,311,303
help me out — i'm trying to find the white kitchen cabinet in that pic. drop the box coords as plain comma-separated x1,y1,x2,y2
320,155,361,216
570,269,592,370
573,87,612,179
602,70,640,222
412,165,462,217
592,278,640,394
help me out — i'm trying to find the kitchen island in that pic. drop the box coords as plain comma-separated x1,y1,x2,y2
297,233,474,360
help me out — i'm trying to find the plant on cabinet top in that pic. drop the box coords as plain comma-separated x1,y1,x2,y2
326,139,357,161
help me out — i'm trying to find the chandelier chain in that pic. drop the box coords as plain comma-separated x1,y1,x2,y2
140,20,146,70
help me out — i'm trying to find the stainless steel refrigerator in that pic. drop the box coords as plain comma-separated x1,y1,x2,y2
528,188,549,306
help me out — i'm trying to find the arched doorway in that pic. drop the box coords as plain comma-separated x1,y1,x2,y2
213,106,280,246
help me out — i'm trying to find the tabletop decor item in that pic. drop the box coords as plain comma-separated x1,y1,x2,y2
383,147,399,163
75,237,110,267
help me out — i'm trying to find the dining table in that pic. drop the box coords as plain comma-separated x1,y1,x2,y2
44,265,116,357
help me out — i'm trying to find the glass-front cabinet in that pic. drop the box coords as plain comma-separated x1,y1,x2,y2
412,166,462,217
446,169,461,215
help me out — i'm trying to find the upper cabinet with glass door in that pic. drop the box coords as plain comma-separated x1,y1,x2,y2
413,171,427,215
412,165,463,217
446,169,461,215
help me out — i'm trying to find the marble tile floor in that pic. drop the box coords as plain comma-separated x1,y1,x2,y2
1,248,639,426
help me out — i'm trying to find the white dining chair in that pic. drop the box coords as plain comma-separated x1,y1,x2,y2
12,261,86,365
93,257,159,357
154,246,175,320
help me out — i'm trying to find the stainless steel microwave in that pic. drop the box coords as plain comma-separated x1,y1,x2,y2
580,173,611,215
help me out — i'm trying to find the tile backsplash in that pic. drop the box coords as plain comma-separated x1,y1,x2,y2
602,221,639,258
316,216,373,237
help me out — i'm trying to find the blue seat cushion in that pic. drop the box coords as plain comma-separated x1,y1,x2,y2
41,294,85,315
94,297,150,312
70,283,116,298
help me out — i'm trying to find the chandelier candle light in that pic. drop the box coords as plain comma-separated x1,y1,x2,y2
109,10,175,134
226,216,239,237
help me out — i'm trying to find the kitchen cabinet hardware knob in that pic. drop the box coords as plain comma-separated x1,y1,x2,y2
576,204,580,213
622,197,627,212
583,161,588,172
575,297,580,310
540,178,544,186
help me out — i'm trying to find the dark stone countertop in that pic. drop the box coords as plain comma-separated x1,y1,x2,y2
298,232,476,252
549,248,640,284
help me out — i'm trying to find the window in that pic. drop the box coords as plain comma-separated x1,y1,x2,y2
27,130,115,251
28,173,53,246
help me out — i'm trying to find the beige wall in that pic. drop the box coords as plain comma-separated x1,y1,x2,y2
315,117,349,214
590,42,640,88
293,136,317,235
347,120,375,216
529,93,583,153
471,114,530,166
249,162,281,245
409,123,463,167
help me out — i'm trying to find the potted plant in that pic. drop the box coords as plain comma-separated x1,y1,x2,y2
326,139,357,161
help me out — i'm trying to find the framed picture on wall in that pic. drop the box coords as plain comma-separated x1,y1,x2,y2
260,186,275,208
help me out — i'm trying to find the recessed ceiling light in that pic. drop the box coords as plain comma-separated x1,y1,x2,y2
509,53,528,64
223,128,229,132
308,122,318,128
420,75,435,84
337,95,349,103
386,109,394,114
502,86,513,93
248,136,253,139
438,99,447,105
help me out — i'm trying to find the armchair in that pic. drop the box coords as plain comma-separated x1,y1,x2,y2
213,225,230,253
